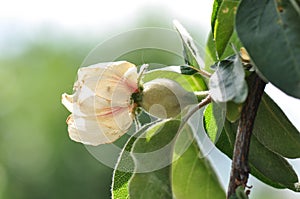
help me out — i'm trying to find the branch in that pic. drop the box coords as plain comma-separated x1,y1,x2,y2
191,65,212,78
227,73,266,198
182,95,212,124
178,95,211,133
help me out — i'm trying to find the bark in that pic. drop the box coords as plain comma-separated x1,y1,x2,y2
227,73,266,198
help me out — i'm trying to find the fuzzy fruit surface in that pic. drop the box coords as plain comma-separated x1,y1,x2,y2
141,78,195,118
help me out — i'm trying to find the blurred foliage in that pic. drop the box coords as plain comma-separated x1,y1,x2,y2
0,34,112,199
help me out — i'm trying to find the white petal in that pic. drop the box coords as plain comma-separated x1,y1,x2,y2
61,93,74,112
95,106,134,130
107,61,136,78
62,61,138,145
77,62,119,81
110,106,134,131
78,61,137,102
77,61,133,87
112,66,138,103
63,85,97,117
123,66,138,89
78,95,111,115
67,114,131,145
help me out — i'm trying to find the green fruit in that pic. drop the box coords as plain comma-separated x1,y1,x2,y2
141,78,196,118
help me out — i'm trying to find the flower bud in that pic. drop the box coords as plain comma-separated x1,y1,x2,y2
140,78,196,118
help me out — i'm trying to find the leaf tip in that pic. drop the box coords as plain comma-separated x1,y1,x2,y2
173,19,191,40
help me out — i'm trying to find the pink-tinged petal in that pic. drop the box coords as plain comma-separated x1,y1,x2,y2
66,115,126,145
123,66,138,92
76,95,111,116
77,61,135,94
107,61,136,78
93,75,132,101
76,61,127,82
110,105,134,130
79,62,137,102
95,105,134,131
98,66,138,106
62,61,138,145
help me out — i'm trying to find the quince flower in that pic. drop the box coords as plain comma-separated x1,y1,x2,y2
62,61,138,146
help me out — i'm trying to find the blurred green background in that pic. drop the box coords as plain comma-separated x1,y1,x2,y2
0,33,113,199
1,2,300,199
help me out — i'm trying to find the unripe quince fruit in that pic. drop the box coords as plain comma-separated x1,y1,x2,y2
141,78,196,118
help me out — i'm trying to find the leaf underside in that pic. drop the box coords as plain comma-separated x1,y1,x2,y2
209,55,248,103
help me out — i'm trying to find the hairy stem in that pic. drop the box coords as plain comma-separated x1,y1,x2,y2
188,65,212,78
178,95,211,133
227,73,266,198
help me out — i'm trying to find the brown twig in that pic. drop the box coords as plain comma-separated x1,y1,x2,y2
227,73,266,198
178,95,211,133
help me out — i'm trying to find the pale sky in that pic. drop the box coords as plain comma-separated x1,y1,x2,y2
0,0,213,32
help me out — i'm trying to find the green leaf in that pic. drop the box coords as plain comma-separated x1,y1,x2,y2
221,31,244,61
236,0,300,98
212,0,240,58
172,123,226,199
128,119,181,199
180,65,198,75
243,131,299,190
173,20,204,69
235,186,249,199
129,167,173,199
229,186,249,199
209,55,248,103
211,0,223,35
143,67,207,92
205,32,218,70
205,31,243,70
253,93,300,158
226,101,243,122
203,104,234,156
204,93,300,190
203,103,226,143
112,122,159,199
216,121,299,191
